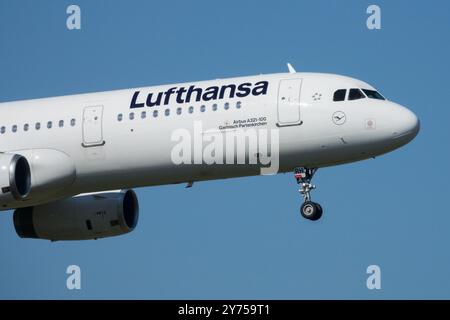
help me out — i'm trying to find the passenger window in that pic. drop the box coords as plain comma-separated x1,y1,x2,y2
236,101,242,109
129,112,135,120
117,114,123,122
35,122,41,130
165,109,170,116
333,89,346,102
59,120,64,128
153,110,158,118
141,111,146,119
177,107,182,115
200,105,206,112
47,121,52,129
188,106,194,114
71,118,76,126
224,102,230,110
12,125,17,133
24,124,29,131
348,89,365,101
212,104,218,111
1,126,5,134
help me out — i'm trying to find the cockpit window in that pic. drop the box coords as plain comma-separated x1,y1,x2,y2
362,89,385,100
333,89,346,102
348,88,365,101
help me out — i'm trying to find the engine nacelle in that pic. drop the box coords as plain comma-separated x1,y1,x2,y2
0,153,31,205
13,190,139,241
13,149,76,202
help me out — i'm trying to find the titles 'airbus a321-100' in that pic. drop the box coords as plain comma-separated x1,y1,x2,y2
0,64,419,240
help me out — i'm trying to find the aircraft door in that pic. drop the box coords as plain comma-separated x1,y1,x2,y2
82,105,105,147
277,78,302,126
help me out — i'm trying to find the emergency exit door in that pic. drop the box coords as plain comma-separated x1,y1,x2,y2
82,105,105,147
277,79,302,126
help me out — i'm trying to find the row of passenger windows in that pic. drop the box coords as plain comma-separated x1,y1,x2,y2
333,88,385,102
118,101,242,122
1,119,76,134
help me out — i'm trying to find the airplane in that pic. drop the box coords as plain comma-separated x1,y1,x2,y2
0,64,419,241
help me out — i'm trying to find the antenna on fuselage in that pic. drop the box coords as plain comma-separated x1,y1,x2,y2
287,63,296,73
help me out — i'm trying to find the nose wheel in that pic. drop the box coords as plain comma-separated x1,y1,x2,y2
294,168,323,221
300,201,323,221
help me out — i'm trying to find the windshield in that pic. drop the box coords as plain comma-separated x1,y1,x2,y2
348,88,365,100
333,88,386,102
362,89,385,100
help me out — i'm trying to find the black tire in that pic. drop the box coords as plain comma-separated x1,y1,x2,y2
300,201,323,221
316,203,323,216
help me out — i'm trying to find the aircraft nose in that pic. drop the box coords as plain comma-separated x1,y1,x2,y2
391,104,420,143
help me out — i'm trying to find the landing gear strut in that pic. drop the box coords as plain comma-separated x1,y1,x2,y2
294,168,323,221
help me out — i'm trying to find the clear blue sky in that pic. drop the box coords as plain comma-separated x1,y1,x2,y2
0,0,449,299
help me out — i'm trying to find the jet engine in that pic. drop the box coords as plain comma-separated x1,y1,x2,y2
13,190,139,241
0,149,77,209
14,149,76,201
0,153,31,204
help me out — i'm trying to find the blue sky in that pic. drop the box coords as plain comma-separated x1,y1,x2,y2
0,0,449,299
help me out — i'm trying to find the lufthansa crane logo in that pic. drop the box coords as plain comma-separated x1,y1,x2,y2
332,111,346,125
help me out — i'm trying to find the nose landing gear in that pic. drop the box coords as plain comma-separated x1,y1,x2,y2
294,168,323,221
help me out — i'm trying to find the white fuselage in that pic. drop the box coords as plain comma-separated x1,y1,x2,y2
0,72,419,210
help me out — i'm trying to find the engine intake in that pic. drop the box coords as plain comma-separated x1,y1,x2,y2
0,153,31,204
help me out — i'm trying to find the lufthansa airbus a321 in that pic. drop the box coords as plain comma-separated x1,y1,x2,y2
0,64,419,241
